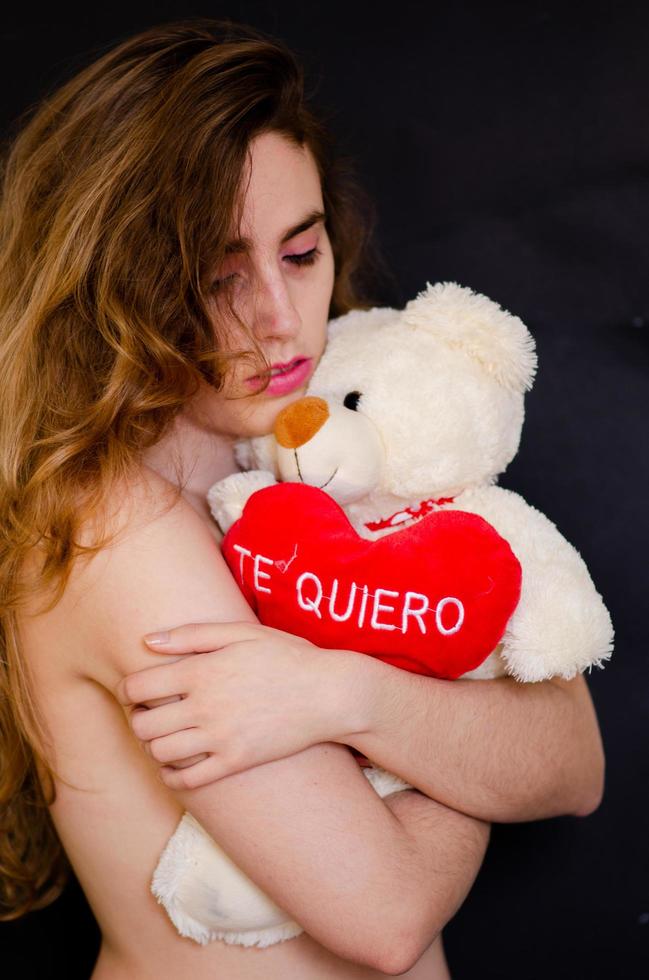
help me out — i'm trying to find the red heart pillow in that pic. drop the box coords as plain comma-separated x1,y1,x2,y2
222,483,521,680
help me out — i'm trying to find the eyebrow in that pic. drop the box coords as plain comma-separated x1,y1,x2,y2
224,208,327,254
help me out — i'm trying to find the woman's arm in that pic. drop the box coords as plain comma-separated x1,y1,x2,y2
78,468,488,974
122,618,604,824
340,654,605,822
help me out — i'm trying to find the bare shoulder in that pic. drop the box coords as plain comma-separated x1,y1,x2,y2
56,464,256,691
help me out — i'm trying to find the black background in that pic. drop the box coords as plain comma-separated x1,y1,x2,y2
1,3,647,977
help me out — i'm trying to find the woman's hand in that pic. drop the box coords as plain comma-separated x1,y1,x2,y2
115,622,367,789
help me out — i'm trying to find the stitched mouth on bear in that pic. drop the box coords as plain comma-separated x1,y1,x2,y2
293,449,338,491
318,467,339,490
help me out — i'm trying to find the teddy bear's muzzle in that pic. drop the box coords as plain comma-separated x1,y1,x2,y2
274,397,386,505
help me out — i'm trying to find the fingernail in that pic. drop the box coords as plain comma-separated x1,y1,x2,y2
144,631,170,645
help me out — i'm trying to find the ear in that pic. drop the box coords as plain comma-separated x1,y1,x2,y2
234,434,278,474
402,281,537,392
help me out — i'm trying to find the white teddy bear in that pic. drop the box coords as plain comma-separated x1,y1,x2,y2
152,282,613,950
209,281,613,685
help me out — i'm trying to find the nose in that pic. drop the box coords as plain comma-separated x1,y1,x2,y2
275,397,329,448
253,275,301,342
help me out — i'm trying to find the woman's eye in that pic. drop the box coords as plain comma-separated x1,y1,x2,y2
210,273,238,294
211,247,321,293
284,246,322,267
343,391,362,411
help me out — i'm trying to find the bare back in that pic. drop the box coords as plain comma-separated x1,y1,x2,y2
17,467,450,979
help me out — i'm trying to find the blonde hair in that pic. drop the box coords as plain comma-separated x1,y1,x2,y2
0,17,384,919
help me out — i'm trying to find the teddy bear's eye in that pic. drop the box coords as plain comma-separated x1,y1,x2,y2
343,391,362,411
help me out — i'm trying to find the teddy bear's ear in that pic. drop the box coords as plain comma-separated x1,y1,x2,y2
402,281,537,392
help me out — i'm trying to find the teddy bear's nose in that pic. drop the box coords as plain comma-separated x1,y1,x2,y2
274,396,330,448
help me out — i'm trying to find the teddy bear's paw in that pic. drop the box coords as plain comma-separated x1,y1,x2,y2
499,575,614,682
207,470,277,534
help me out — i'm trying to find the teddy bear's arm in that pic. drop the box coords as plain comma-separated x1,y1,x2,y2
453,485,614,682
207,470,278,534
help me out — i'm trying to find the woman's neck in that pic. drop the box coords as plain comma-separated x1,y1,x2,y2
141,411,238,525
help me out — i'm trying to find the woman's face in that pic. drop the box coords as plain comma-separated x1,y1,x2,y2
188,130,335,438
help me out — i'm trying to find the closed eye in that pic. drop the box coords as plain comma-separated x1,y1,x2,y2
210,247,322,293
210,273,237,292
284,246,322,267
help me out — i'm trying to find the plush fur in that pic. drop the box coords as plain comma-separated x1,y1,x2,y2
210,281,614,683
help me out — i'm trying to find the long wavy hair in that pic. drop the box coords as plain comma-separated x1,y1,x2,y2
0,17,385,920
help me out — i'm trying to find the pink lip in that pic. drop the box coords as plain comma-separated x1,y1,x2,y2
246,356,313,396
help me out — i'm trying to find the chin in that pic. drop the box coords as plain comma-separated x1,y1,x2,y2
230,407,283,440
246,388,310,438
214,379,312,440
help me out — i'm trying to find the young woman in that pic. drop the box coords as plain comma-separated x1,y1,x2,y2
0,18,605,979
